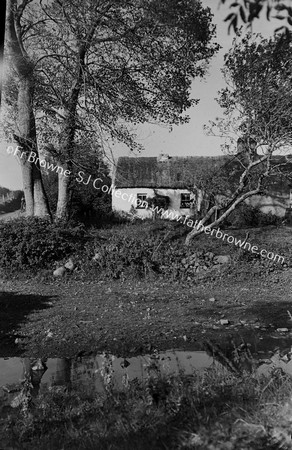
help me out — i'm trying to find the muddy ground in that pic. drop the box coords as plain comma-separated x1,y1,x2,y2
1,266,292,358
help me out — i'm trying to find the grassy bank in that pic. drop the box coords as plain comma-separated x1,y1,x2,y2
2,362,292,450
0,216,289,283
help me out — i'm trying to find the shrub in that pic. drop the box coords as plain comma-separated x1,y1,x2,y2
85,222,210,281
100,210,136,226
225,203,281,228
87,232,162,279
257,210,282,227
0,217,90,271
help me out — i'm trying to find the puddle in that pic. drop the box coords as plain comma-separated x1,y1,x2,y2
258,351,292,376
0,350,213,397
2,339,292,418
0,350,216,419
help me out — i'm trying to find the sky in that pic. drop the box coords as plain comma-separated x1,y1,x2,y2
0,0,278,190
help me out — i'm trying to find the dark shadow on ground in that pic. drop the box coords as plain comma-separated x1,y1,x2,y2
245,301,292,329
213,300,292,355
0,290,57,356
183,300,292,330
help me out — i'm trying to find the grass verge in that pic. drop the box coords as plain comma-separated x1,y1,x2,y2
2,361,292,450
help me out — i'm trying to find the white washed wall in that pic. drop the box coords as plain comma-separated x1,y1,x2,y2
112,187,290,219
112,188,196,219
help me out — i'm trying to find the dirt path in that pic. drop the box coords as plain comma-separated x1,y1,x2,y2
0,209,24,221
1,268,292,357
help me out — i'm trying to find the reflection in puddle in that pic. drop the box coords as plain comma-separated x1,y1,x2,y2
0,351,214,419
0,351,213,398
258,350,292,376
1,343,292,417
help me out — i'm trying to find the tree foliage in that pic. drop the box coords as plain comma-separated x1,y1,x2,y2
220,32,292,149
220,0,292,33
32,0,218,132
186,31,292,244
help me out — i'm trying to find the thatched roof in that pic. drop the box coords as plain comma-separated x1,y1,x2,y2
114,154,292,194
114,155,229,188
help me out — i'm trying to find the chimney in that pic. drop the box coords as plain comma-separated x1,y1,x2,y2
157,153,171,162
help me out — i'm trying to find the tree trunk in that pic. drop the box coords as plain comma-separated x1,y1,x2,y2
20,158,34,216
33,167,51,217
185,154,270,246
56,163,71,220
6,0,51,218
53,358,71,390
185,188,261,245
54,100,76,220
15,77,51,218
55,20,99,221
55,110,79,220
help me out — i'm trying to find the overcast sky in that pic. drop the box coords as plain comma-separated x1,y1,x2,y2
0,0,277,190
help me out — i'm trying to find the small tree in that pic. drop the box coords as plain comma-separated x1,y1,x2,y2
185,31,292,245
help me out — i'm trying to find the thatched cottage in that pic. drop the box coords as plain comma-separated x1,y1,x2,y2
112,154,292,219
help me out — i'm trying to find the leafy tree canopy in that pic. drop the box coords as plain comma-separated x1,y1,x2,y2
220,0,292,34
219,31,292,150
19,0,220,154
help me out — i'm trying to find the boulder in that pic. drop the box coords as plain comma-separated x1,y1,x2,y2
93,252,102,262
64,258,75,271
53,266,66,277
214,255,231,265
220,319,230,325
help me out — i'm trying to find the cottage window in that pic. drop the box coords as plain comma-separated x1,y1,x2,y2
136,193,147,209
180,193,192,209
